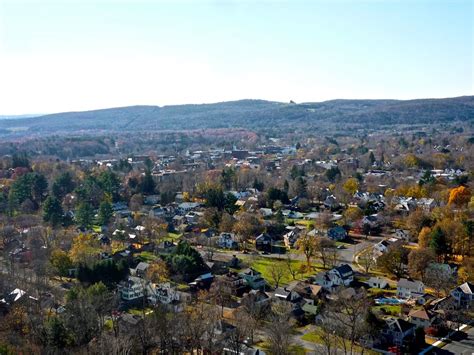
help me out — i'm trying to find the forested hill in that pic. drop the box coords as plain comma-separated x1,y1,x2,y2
1,96,473,137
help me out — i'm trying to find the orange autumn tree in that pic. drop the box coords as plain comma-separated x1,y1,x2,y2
448,186,471,207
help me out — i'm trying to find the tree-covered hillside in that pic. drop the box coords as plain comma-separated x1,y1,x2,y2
0,96,473,137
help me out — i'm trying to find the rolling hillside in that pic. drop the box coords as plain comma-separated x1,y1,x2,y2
0,96,473,137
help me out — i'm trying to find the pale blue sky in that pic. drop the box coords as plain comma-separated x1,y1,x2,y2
0,0,472,114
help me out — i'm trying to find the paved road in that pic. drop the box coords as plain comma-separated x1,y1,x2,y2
432,327,474,355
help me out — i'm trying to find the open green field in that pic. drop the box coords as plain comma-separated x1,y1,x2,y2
243,256,323,286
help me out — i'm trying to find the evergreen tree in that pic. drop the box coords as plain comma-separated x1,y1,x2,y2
368,151,376,166
97,200,113,226
32,173,48,203
430,226,449,261
52,172,75,199
252,178,264,192
43,196,64,226
141,170,156,194
98,170,121,201
76,202,94,230
294,176,307,197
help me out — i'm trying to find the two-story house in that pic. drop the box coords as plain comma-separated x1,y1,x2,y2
239,268,266,290
147,282,180,305
381,317,416,347
118,276,145,301
327,226,347,241
408,308,437,330
397,278,424,299
450,282,474,308
217,233,239,249
314,264,354,290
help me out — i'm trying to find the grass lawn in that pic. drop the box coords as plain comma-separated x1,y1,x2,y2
372,304,401,315
258,341,308,354
367,287,396,297
243,256,322,286
302,329,379,355
137,251,158,262
167,232,182,241
301,331,322,343
92,225,102,233
128,307,153,316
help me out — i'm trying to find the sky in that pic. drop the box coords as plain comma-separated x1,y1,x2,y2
0,0,472,114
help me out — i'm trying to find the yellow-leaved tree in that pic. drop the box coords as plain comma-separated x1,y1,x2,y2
69,234,101,266
448,186,471,207
418,226,432,248
343,177,359,196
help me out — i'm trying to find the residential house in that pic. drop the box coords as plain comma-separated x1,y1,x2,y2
185,211,201,224
147,282,180,305
397,279,424,299
450,282,474,308
323,195,339,210
362,214,382,230
219,272,247,296
177,202,200,215
217,233,239,250
328,264,354,286
150,205,174,219
255,233,273,252
144,195,160,205
239,268,266,290
259,208,273,218
391,196,417,213
132,262,149,278
118,276,145,302
113,202,131,218
172,215,185,228
189,273,214,291
427,262,457,277
373,240,391,255
366,277,388,289
283,227,304,248
241,289,271,308
314,264,354,290
156,240,176,253
327,226,347,241
394,229,410,241
408,308,437,330
282,210,303,219
416,198,436,211
274,287,302,303
381,317,416,347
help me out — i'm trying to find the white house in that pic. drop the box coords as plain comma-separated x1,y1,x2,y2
147,282,180,305
118,276,145,301
217,233,238,249
367,277,388,289
314,264,354,290
397,278,424,299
